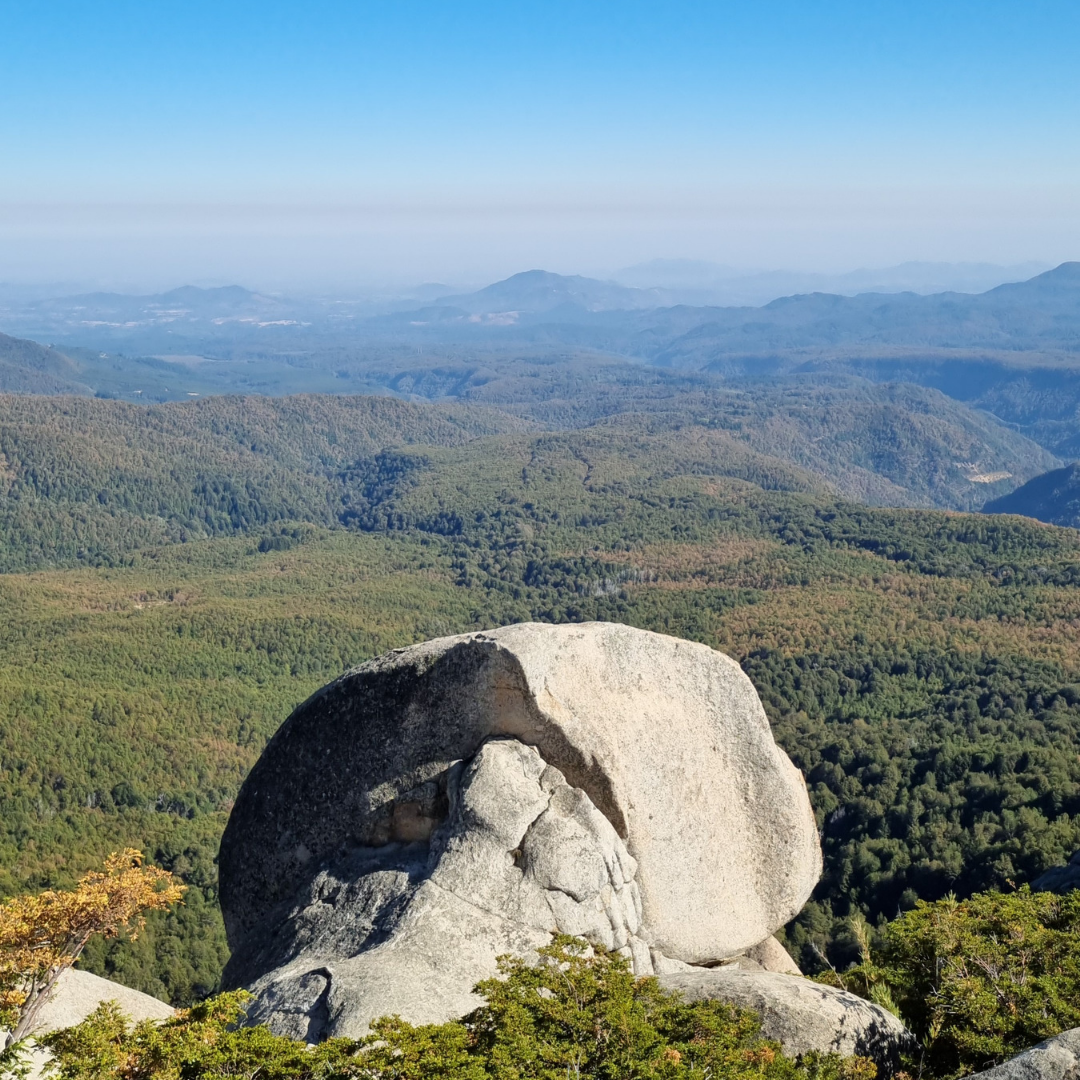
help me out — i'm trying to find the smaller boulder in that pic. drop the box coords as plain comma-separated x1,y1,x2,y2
658,969,913,1071
961,1028,1080,1080
743,936,802,975
22,968,174,1034
1031,852,1080,894
2,968,173,1080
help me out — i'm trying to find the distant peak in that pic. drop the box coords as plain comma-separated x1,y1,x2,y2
160,284,256,300
1042,261,1080,278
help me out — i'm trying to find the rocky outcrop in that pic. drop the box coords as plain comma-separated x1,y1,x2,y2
1031,851,1080,894
962,1029,1080,1080
219,622,821,1037
21,968,174,1034
658,969,913,1071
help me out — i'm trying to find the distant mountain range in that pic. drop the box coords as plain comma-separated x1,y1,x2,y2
651,262,1080,361
2,263,1080,512
3,262,1079,356
612,259,1051,306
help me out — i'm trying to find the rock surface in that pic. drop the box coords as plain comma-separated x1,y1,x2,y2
17,967,174,1034
743,936,803,975
962,1029,1080,1080
238,739,651,1038
658,969,913,1070
1031,851,1080,894
219,622,820,1036
2,969,173,1080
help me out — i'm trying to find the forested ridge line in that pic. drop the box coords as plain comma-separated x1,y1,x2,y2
0,387,1057,579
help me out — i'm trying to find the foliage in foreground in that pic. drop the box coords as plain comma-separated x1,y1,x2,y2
41,939,875,1080
0,850,183,1059
821,887,1080,1079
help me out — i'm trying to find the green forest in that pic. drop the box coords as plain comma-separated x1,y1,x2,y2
0,392,1079,1005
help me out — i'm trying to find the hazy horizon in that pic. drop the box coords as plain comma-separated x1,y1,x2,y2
3,2,1078,292
0,202,1073,296
0,258,1061,303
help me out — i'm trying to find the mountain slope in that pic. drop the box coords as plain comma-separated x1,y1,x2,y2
984,462,1080,527
0,332,91,394
653,262,1080,364
0,384,1057,573
696,380,1059,510
437,269,657,314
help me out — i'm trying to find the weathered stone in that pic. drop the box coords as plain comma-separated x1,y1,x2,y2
219,623,821,1037
658,969,914,1071
236,738,653,1038
2,968,173,1080
743,935,802,975
221,623,819,963
961,1029,1080,1080
17,967,174,1035
1031,851,1080,894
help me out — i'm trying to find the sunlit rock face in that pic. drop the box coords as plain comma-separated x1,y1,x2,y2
219,622,821,1038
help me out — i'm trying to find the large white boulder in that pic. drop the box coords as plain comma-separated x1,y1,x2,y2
219,622,821,1036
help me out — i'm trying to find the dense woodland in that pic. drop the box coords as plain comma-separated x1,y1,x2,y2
0,392,1078,1003
0,384,1056,581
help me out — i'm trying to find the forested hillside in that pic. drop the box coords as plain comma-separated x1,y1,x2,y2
1,391,1080,1003
0,332,89,395
0,387,1054,578
984,461,1080,527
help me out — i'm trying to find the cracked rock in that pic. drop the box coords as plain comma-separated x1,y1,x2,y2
230,738,652,1037
219,622,821,1037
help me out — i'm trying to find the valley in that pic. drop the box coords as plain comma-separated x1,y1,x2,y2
0,394,1079,1003
2,267,1080,1014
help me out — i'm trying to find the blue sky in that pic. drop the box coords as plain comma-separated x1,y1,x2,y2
1,0,1078,287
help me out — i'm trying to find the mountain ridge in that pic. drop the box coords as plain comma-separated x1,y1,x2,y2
984,460,1080,527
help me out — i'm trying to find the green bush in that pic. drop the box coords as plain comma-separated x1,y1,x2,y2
822,888,1080,1079
41,938,876,1080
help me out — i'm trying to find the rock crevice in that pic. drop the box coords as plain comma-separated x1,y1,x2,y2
219,622,823,1038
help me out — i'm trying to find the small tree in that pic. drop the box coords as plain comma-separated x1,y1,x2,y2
0,850,184,1051
819,888,1080,1079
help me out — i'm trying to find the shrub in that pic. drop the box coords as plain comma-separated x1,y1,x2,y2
41,992,361,1080
0,850,183,1073
40,938,876,1080
822,888,1080,1079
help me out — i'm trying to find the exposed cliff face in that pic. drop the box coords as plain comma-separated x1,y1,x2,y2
219,622,822,1038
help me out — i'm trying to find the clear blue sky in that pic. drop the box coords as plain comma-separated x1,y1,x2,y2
1,0,1078,288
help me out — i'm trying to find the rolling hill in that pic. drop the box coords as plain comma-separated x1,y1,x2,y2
0,386,1056,577
0,332,91,394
